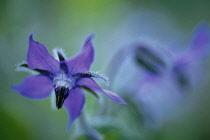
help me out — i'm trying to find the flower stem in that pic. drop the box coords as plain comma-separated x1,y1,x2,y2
79,112,102,140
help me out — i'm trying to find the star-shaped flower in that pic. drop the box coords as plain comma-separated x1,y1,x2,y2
12,34,127,129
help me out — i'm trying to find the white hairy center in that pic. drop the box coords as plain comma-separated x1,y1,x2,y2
53,72,74,88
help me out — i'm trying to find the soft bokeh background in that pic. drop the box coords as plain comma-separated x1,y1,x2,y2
0,0,210,140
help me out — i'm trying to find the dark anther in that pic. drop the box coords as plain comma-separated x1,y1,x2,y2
57,51,68,73
57,51,65,61
55,86,69,109
134,46,166,74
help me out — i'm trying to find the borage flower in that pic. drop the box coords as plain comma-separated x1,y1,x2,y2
137,23,209,125
12,34,127,129
109,23,209,126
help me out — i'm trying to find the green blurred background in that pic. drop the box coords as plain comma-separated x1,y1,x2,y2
0,0,210,140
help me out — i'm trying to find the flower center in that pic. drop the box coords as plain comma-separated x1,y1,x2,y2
53,72,74,88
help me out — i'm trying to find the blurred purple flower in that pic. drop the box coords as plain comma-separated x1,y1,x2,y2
12,34,127,130
137,23,209,126
137,24,209,125
110,23,209,126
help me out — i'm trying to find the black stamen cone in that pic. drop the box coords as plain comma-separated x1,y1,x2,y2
55,86,69,109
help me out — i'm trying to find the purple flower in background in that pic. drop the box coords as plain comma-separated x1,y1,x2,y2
12,34,127,129
137,23,209,125
140,23,209,125
109,23,209,126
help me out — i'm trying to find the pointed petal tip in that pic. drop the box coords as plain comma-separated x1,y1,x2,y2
197,22,209,29
11,85,17,91
66,123,72,131
84,33,95,46
29,32,36,40
11,85,23,94
103,89,128,104
87,33,95,40
64,109,81,131
116,98,128,104
194,22,209,36
120,100,128,104
190,22,210,52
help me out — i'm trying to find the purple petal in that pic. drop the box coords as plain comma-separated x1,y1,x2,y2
102,89,127,104
27,34,60,75
177,23,209,66
65,34,95,75
12,75,53,99
190,23,209,52
63,87,85,130
77,77,127,104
